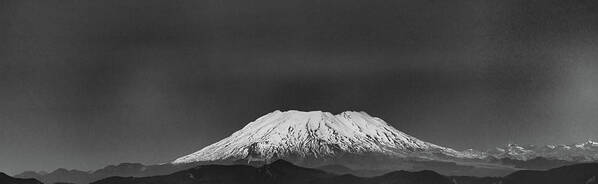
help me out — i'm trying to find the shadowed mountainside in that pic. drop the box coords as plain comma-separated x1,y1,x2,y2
493,156,577,170
92,160,454,184
14,163,198,184
89,160,598,184
1,172,43,184
499,163,598,184
9,160,598,184
92,160,336,184
16,155,577,184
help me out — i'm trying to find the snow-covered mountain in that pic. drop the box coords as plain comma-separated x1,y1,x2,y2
173,110,480,165
488,141,598,161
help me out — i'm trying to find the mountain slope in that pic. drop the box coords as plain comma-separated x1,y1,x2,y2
14,163,197,184
311,170,454,184
91,160,598,184
92,160,454,184
173,110,477,165
92,160,336,184
500,163,598,184
0,172,43,184
450,163,598,184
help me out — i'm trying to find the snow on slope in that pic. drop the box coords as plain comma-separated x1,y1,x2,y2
173,110,479,164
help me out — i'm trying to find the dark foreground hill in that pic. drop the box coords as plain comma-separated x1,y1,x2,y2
14,163,198,184
14,157,574,184
92,160,454,184
450,163,598,184
92,160,335,184
0,172,43,184
91,160,598,184
499,163,598,184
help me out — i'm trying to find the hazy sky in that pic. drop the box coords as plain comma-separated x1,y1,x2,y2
1,0,598,175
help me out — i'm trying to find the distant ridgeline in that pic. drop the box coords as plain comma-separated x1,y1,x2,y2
1,172,42,184
11,160,598,184
89,160,598,184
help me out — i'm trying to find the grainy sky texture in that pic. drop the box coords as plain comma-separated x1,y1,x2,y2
1,0,598,175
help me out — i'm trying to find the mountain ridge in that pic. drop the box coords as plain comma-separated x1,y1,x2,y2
1,172,43,184
13,163,197,184
486,141,598,161
89,159,598,184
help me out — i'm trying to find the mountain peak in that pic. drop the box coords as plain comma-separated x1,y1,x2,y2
273,110,366,114
172,110,473,165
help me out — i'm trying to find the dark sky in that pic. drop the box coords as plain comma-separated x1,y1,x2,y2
1,0,598,175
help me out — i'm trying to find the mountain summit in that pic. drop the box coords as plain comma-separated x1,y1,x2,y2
172,110,476,165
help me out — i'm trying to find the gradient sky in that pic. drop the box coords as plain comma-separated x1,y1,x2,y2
1,0,598,175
